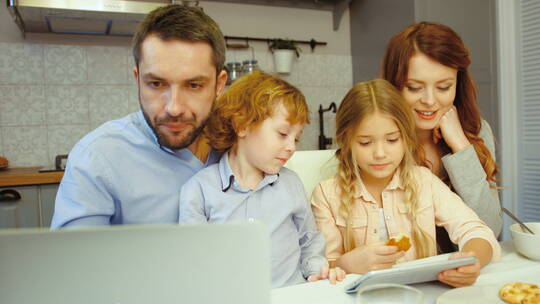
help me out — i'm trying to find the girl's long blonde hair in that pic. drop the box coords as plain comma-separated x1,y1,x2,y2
335,78,431,258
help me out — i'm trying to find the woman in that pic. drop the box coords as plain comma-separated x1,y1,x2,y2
381,22,502,252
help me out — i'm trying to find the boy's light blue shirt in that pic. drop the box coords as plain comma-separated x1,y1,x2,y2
51,111,220,228
179,151,328,288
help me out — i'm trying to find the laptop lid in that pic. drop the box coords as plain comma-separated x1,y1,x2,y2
0,222,271,304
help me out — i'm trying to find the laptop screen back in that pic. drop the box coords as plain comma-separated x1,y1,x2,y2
0,223,271,304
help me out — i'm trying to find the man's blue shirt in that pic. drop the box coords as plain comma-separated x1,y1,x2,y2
51,111,220,228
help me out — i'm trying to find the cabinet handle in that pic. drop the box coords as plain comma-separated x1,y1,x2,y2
0,189,21,203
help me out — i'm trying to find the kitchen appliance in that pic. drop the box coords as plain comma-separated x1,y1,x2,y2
38,154,68,173
6,0,187,37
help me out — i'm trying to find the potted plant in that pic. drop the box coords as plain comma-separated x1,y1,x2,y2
269,39,301,74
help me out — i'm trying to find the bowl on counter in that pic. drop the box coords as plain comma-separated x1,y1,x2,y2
510,222,540,261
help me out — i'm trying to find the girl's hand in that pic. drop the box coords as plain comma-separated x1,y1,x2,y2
307,264,346,284
352,242,405,273
433,106,470,153
438,251,481,288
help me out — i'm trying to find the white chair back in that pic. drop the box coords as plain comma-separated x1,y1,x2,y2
285,149,338,198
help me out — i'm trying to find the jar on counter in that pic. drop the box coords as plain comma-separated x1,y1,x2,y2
242,59,259,75
225,62,243,85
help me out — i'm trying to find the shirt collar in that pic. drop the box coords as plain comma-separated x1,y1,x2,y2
136,110,160,146
354,168,404,199
219,151,279,192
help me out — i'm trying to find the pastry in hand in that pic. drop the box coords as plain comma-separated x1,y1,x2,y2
386,233,411,252
499,282,540,304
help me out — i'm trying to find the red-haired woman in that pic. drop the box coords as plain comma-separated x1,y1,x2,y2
382,22,502,254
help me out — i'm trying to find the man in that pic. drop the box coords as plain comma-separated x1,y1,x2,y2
51,5,227,227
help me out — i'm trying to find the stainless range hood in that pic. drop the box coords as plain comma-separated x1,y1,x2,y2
7,0,179,37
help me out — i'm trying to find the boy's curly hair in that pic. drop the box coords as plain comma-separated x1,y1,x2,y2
207,71,309,152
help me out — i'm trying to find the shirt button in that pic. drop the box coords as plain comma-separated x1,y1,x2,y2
373,229,377,234
372,205,376,209
248,218,255,222
386,215,391,220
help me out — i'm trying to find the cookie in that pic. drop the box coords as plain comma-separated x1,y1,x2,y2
499,282,540,304
386,233,411,252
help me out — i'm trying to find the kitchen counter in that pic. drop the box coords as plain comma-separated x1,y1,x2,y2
272,241,540,304
0,167,63,187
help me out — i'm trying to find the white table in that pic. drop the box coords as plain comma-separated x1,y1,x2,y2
271,241,540,304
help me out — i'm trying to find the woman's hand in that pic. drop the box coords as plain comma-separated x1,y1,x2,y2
307,263,346,284
433,106,471,153
438,251,481,288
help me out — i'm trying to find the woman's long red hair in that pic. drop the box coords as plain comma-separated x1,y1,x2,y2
381,22,498,185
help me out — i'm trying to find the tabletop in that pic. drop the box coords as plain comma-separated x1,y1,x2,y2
271,241,540,304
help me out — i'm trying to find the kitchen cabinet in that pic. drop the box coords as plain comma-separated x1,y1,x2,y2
0,186,40,229
40,184,59,227
0,184,60,229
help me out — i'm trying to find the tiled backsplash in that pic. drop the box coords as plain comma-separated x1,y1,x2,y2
0,42,352,167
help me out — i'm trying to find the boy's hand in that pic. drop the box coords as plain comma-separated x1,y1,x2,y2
307,263,346,284
438,251,480,288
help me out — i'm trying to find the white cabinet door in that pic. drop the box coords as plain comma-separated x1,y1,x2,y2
0,186,40,229
40,184,59,228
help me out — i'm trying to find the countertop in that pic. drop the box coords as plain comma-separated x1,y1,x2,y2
272,241,539,304
0,167,64,187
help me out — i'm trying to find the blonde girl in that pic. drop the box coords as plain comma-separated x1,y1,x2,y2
311,79,500,287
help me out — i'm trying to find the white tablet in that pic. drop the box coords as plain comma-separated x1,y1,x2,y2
344,256,477,293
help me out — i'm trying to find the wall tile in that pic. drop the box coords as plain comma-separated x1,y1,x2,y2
46,124,90,167
0,86,46,126
44,45,86,84
0,43,43,85
127,84,140,114
88,86,129,129
87,46,128,85
333,86,351,104
2,126,48,167
45,86,89,125
0,131,4,157
323,55,354,87
126,47,136,82
295,54,326,87
0,41,352,166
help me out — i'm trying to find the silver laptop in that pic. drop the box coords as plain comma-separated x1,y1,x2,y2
0,223,271,304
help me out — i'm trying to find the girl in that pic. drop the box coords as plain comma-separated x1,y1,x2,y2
382,22,502,252
311,79,500,288
179,71,345,288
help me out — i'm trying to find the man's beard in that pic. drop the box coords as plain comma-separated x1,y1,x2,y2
140,102,212,151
